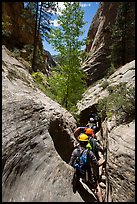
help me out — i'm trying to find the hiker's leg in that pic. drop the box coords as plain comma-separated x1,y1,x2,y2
72,170,80,193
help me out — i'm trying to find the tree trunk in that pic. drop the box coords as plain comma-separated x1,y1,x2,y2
32,2,39,72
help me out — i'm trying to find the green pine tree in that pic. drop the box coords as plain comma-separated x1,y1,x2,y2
48,2,87,111
24,2,58,72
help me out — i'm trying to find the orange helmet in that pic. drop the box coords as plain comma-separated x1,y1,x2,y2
85,128,94,138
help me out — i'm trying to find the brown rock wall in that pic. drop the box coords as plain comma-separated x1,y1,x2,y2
83,2,135,86
2,2,35,48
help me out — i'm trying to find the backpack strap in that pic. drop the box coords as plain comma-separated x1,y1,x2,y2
74,148,85,173
84,149,90,182
75,147,83,163
86,149,91,169
75,148,87,169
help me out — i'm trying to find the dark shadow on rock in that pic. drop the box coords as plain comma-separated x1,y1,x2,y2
78,105,102,130
49,118,74,163
76,181,97,202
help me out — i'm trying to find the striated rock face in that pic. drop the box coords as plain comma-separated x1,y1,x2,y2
85,3,119,54
77,60,135,126
97,119,135,202
107,121,135,202
2,45,87,202
2,2,57,76
77,60,135,201
2,2,56,75
2,2,35,48
82,2,135,86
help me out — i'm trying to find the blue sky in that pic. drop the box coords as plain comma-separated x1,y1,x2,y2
43,2,99,55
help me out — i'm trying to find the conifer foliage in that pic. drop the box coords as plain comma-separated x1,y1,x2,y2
48,2,87,111
24,2,57,72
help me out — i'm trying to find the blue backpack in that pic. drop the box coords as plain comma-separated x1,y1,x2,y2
74,149,89,175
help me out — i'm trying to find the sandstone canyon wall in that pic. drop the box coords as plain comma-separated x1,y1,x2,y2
2,2,135,202
82,2,135,86
77,60,135,202
2,45,86,202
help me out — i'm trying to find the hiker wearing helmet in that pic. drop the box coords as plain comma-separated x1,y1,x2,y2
69,133,103,202
85,128,95,138
87,112,100,133
87,117,98,135
74,126,105,161
88,112,98,123
74,126,95,139
86,121,98,140
85,128,104,161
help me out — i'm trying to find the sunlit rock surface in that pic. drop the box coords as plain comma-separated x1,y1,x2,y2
82,2,135,85
77,60,135,124
108,121,135,202
77,59,135,202
2,45,88,202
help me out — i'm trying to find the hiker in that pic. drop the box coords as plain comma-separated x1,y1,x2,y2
87,117,97,131
87,113,100,133
87,117,99,134
74,126,104,161
69,133,103,202
74,126,95,139
85,128,105,161
88,112,98,123
74,126,87,138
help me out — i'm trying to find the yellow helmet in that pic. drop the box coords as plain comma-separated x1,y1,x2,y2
78,134,89,142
